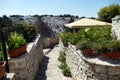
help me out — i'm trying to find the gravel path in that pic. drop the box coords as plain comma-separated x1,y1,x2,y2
36,44,72,80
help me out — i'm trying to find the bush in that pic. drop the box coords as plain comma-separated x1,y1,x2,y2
62,66,71,77
22,22,37,43
7,32,26,50
59,62,67,69
100,40,120,53
58,51,66,62
58,51,71,77
69,32,80,45
59,32,71,47
60,26,114,55
76,38,90,50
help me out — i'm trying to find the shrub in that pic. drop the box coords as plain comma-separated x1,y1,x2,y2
59,62,67,69
101,40,120,53
62,66,71,77
58,51,71,77
69,32,80,45
58,51,66,62
22,22,37,43
59,32,71,47
76,38,90,50
0,51,3,61
7,32,26,50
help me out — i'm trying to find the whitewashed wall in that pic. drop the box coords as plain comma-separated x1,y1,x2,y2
112,15,120,40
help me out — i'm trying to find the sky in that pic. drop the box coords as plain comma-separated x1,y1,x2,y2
0,0,120,17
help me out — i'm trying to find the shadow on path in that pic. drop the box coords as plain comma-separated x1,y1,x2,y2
36,56,49,80
44,49,53,55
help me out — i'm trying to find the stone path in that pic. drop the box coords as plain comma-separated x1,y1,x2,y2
36,44,72,80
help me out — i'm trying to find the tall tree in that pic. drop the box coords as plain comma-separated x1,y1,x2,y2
97,4,120,22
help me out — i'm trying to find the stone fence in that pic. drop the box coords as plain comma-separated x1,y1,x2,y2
63,42,120,80
8,35,44,80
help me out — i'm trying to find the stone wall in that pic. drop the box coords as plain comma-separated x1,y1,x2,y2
8,35,43,80
42,36,59,48
64,43,120,80
112,15,120,40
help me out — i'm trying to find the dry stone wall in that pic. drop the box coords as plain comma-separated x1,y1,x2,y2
8,35,43,80
64,43,120,80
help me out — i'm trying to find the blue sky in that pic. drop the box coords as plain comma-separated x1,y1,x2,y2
0,0,120,17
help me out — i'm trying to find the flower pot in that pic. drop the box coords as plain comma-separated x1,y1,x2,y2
100,52,120,59
0,61,6,80
84,49,93,56
8,44,27,58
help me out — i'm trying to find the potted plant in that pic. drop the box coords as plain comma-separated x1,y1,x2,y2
99,40,120,59
8,32,26,58
76,38,93,56
0,61,6,80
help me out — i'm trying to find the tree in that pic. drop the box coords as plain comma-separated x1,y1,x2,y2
98,4,120,22
2,15,13,27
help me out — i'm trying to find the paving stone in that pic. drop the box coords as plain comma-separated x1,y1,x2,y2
36,43,72,80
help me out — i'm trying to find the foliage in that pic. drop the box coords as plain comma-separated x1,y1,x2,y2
60,25,120,55
100,40,120,53
58,51,66,62
62,66,71,77
22,22,37,43
86,26,112,42
8,32,26,50
59,32,71,47
10,15,23,18
59,62,67,69
98,4,120,22
76,38,90,50
0,15,13,27
58,51,72,77
0,43,3,61
60,26,115,55
69,32,81,45
0,51,3,61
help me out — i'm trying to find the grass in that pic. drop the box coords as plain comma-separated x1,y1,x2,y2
58,51,72,77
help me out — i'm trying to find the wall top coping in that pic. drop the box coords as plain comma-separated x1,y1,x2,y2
68,43,120,67
27,34,41,52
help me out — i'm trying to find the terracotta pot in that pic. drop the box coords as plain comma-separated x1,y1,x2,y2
0,61,6,80
84,49,93,56
9,44,27,58
100,52,120,59
100,53,110,59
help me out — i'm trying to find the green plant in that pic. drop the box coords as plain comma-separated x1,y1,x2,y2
59,32,71,47
0,43,3,61
58,51,66,62
58,51,72,77
69,32,81,45
0,51,3,61
59,62,67,69
101,40,120,53
62,66,71,77
23,22,37,43
8,32,26,50
76,38,90,50
98,4,120,22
